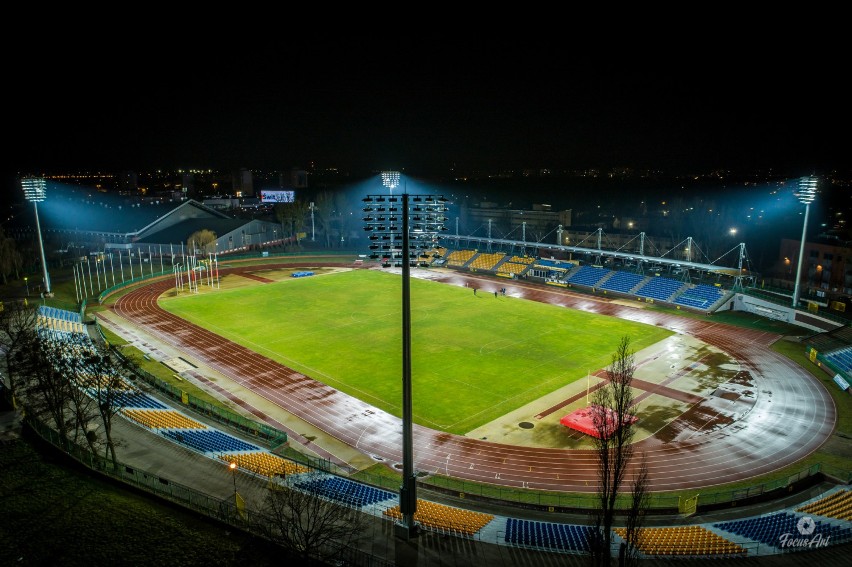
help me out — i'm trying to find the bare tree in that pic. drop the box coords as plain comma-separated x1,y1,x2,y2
0,301,38,405
66,354,100,454
590,336,638,567
186,229,218,254
18,334,75,444
274,201,310,245
254,473,368,564
620,456,649,567
86,352,128,467
314,192,335,248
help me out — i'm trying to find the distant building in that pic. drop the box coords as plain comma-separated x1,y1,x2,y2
232,168,254,197
180,173,195,194
778,238,852,293
463,202,572,241
280,168,308,189
117,171,138,195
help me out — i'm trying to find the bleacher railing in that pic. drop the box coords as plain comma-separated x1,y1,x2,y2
351,462,836,514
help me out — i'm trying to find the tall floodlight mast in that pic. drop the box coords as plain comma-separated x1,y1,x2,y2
21,178,52,296
792,176,818,308
363,172,448,540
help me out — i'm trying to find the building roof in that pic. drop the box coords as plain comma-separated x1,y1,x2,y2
40,193,229,235
140,218,251,245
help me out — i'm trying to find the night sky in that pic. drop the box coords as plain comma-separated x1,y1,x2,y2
8,39,849,180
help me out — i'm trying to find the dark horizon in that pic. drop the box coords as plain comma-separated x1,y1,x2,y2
7,41,850,185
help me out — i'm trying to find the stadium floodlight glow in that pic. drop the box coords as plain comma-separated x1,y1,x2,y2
21,177,52,296
381,170,401,192
363,191,448,541
792,176,818,308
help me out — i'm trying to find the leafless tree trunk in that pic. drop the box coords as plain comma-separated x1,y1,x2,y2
0,301,38,404
621,456,649,567
590,336,637,567
315,192,334,248
19,335,75,444
66,355,100,455
87,353,127,467
254,473,367,564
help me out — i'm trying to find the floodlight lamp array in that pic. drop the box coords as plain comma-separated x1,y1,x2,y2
362,194,449,267
381,170,401,191
795,176,818,205
22,177,47,202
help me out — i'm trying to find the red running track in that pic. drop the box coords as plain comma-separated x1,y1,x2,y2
111,264,836,492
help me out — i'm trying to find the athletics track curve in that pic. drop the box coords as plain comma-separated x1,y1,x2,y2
110,264,836,493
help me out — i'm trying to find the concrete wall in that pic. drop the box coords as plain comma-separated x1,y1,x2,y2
726,293,843,332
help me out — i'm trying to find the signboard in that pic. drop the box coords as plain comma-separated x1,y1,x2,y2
833,374,850,392
260,190,295,203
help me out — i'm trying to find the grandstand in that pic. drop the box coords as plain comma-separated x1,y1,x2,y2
797,489,852,522
567,265,611,287
384,500,494,536
675,283,727,310
435,246,740,312
613,526,745,557
468,252,505,271
635,276,686,302
503,518,594,553
445,249,477,267
714,512,851,550
600,271,645,294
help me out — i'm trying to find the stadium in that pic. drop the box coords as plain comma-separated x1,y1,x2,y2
4,175,851,566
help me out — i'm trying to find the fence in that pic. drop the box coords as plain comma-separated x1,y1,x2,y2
347,461,840,515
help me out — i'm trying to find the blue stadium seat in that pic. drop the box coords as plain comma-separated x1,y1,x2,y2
567,266,611,287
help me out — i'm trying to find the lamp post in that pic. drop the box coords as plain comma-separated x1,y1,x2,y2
792,176,818,308
21,178,51,296
363,172,448,540
24,276,29,297
229,461,238,502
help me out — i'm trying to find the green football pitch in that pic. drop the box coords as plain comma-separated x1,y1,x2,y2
159,269,672,434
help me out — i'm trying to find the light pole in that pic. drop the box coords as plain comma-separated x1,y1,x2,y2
229,461,238,502
792,176,818,308
21,178,51,296
24,276,29,297
363,172,448,540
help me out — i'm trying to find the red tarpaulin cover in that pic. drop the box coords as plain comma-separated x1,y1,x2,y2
560,405,638,439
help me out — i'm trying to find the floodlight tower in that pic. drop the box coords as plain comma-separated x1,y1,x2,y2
382,171,401,260
792,176,818,308
21,178,52,296
363,175,448,540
